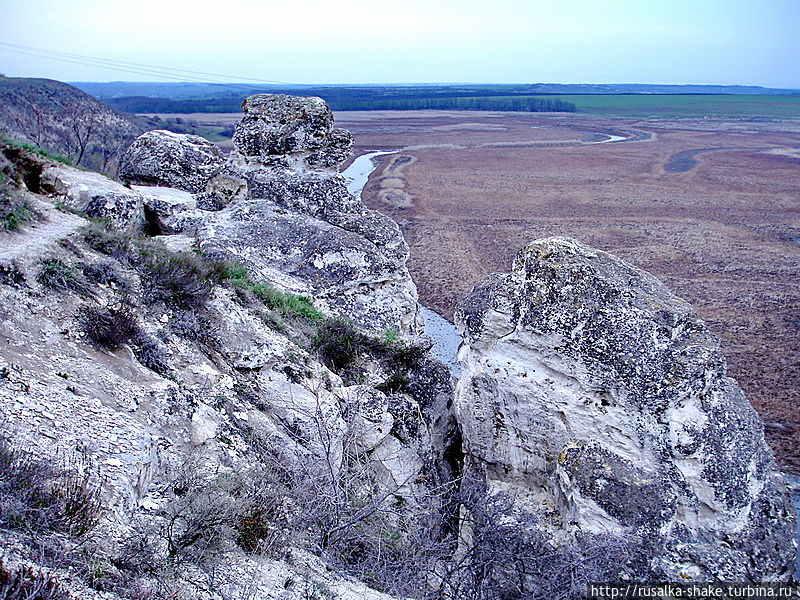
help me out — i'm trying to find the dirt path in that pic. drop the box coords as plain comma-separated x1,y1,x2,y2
0,198,85,266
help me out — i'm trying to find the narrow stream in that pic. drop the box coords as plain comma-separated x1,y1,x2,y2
594,134,627,144
341,151,464,374
419,306,462,375
343,150,399,201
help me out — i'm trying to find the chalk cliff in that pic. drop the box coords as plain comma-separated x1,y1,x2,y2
454,236,795,581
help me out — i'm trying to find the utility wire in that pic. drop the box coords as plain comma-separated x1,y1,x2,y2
0,47,214,82
0,41,296,84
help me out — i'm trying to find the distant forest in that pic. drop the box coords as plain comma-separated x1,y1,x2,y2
101,86,577,113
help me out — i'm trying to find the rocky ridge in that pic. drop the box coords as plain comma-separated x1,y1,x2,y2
0,94,795,600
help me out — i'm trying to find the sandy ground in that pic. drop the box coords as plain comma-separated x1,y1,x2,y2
334,110,800,474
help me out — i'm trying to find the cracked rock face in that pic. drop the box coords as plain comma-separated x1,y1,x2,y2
454,236,796,581
108,94,419,334
232,94,353,170
118,130,225,193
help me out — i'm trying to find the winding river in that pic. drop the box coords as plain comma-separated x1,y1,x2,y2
344,150,399,201
341,151,464,374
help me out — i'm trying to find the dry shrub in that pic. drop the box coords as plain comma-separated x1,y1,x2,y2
0,436,102,537
78,305,140,350
0,561,67,600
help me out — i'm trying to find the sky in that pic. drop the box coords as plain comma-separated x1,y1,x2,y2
0,0,798,87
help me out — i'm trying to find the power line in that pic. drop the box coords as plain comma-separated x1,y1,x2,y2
0,47,214,82
0,41,296,85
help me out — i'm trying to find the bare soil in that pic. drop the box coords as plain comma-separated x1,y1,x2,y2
334,110,800,474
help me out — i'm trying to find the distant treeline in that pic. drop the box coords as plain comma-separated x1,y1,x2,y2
105,89,577,114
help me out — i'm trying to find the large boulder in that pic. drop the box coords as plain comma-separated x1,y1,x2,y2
118,130,224,193
454,236,796,581
231,94,353,170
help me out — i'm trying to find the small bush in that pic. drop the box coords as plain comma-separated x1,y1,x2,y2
376,372,410,394
0,196,34,232
312,318,365,371
381,328,400,344
81,225,215,308
81,224,130,256
136,246,213,309
168,310,218,350
132,335,170,376
36,258,88,294
0,436,101,536
313,318,422,376
161,470,262,564
0,561,68,600
82,262,131,291
78,305,171,374
78,305,140,350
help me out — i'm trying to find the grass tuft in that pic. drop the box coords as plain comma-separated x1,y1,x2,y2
36,259,78,291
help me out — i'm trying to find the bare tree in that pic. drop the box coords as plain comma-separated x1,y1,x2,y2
64,101,103,165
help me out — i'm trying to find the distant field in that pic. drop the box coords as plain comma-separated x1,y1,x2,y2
127,94,800,120
542,94,800,118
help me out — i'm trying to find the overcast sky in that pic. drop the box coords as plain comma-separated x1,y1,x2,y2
1,0,798,87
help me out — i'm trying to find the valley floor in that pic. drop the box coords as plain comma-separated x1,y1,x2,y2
335,110,800,474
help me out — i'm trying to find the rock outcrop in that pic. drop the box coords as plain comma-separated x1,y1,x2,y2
231,94,353,171
113,95,420,334
454,236,796,581
118,129,225,193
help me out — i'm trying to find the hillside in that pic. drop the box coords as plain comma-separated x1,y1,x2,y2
0,93,794,599
0,77,144,172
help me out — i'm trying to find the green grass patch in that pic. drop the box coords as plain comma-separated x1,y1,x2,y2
224,266,325,323
538,94,800,119
1,136,73,165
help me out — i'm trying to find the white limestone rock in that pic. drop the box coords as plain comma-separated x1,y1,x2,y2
232,94,353,171
454,236,796,581
118,130,224,193
40,164,145,232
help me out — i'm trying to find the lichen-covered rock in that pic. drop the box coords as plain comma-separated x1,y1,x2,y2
343,386,394,452
231,94,353,170
118,130,224,193
197,173,248,210
134,185,196,234
454,236,796,581
197,198,420,333
40,164,145,231
244,167,409,263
